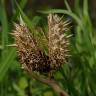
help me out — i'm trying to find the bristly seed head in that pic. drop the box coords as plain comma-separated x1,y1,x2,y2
11,14,71,76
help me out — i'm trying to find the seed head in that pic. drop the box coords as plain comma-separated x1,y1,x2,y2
11,14,71,75
48,14,71,72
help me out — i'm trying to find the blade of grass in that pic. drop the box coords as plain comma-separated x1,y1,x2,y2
0,48,16,82
83,0,93,35
64,0,72,12
0,0,8,61
15,0,41,30
83,0,88,17
12,0,27,20
0,0,17,83
74,0,82,17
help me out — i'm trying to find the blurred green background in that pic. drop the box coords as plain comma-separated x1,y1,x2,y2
0,0,96,96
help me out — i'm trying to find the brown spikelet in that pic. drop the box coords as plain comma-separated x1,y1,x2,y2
11,14,71,75
12,22,50,73
48,14,71,72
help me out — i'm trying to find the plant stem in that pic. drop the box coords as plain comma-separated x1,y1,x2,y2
24,66,69,96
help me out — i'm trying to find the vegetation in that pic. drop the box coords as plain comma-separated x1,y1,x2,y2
0,0,96,96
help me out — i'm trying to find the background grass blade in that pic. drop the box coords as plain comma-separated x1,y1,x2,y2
0,48,16,82
0,0,8,61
